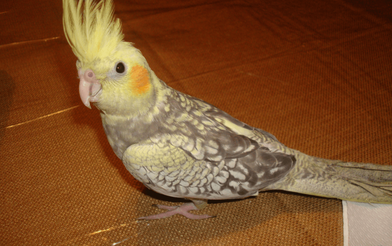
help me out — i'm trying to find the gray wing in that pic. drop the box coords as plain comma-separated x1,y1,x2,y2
123,92,296,200
122,138,295,200
189,98,297,197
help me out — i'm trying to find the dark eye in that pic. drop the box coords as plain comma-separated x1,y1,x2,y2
116,62,125,73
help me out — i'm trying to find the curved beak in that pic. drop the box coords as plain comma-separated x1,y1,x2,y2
78,69,102,109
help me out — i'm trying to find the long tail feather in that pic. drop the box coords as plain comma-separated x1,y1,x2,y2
332,161,392,202
268,153,392,204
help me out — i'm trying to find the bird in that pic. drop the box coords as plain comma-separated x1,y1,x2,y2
63,0,392,220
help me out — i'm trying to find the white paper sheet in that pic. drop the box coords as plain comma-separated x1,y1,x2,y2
343,201,392,246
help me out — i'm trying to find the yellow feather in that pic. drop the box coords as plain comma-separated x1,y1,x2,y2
63,0,124,64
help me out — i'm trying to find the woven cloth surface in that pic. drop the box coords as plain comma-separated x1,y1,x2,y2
1,0,391,245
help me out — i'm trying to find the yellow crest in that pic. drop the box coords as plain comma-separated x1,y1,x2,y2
63,0,124,64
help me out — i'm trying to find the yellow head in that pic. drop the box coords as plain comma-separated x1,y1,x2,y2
63,0,160,116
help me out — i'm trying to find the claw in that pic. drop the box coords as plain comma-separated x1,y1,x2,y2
138,202,213,220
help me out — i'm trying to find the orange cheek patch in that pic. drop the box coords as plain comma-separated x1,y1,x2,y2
129,65,151,95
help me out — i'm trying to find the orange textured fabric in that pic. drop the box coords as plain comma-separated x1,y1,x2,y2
1,0,391,245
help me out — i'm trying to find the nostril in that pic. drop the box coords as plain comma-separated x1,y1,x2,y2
83,69,97,83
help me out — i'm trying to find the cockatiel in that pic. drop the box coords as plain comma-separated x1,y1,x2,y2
63,0,392,220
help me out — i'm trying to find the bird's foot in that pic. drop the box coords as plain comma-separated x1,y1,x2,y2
137,202,214,220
